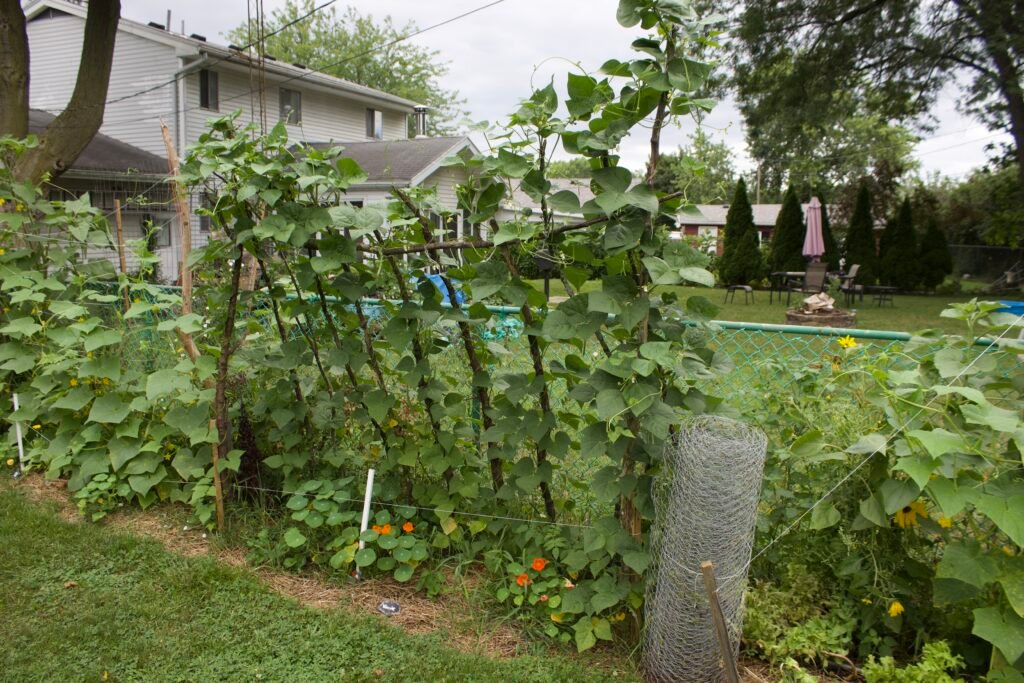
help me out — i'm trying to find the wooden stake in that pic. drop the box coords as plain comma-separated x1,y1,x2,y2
113,198,130,312
700,560,740,683
158,119,192,309
209,419,226,532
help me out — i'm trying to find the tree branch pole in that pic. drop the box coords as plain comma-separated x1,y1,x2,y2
214,247,245,462
279,258,335,397
209,419,226,532
372,229,445,453
113,198,129,312
393,187,504,493
255,256,308,412
501,245,556,520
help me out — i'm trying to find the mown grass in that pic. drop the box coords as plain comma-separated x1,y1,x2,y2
0,484,634,683
529,279,1023,335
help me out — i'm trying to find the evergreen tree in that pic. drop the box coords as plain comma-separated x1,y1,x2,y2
769,186,806,272
719,178,763,284
917,218,953,290
844,184,879,285
880,198,920,290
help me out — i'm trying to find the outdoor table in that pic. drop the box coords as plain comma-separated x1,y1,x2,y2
866,285,897,307
769,271,805,304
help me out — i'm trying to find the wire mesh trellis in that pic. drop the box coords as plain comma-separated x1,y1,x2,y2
643,415,768,683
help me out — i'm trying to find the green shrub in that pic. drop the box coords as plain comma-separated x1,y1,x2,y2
917,218,953,291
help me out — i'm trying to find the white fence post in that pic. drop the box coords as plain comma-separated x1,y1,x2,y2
12,393,25,475
356,468,376,579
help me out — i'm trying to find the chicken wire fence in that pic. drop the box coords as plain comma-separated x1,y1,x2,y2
644,415,767,683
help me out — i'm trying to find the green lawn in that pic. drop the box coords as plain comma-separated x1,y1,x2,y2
528,279,1021,335
0,484,631,683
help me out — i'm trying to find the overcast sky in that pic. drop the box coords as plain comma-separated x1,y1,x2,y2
121,0,1009,179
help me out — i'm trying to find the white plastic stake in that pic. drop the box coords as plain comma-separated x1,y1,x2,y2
12,393,25,472
358,468,376,551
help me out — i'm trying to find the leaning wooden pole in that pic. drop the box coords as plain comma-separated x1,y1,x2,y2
158,119,201,362
113,198,129,312
700,561,740,683
209,419,226,532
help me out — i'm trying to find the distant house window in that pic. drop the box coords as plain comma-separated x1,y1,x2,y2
366,108,383,139
280,88,302,124
199,69,219,110
143,215,171,249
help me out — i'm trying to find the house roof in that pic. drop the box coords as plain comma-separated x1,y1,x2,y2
677,203,829,228
508,178,596,217
23,0,421,112
28,109,168,177
308,137,477,187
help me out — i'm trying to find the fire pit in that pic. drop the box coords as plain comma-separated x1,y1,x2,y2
785,292,857,328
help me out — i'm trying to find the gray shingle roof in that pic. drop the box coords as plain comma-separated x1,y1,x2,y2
28,109,168,176
307,137,471,185
677,203,829,227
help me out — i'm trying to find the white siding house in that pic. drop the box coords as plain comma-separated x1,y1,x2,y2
23,0,474,281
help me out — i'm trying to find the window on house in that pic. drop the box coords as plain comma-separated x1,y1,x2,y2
280,88,302,124
199,69,219,110
366,108,383,139
144,215,171,249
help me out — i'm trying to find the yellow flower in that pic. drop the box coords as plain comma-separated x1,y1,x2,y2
894,500,928,528
837,335,857,349
938,516,953,529
888,600,905,618
86,352,93,359
613,612,626,622
164,453,172,461
5,458,14,467
550,613,564,623
32,424,41,430
69,378,79,387
1003,546,1016,557
0,197,5,206
15,203,25,212
861,598,872,605
0,248,5,256
102,378,110,385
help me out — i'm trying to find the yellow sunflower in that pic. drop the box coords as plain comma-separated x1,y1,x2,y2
837,335,857,349
894,500,928,528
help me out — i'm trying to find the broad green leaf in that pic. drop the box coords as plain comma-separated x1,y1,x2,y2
146,369,192,401
548,190,581,214
0,317,41,337
84,329,122,352
87,394,131,424
393,564,414,582
907,428,968,457
355,547,376,567
791,431,824,458
846,433,887,455
642,256,680,286
936,542,999,590
810,502,841,530
973,606,1024,664
622,550,650,573
52,387,93,411
895,455,940,490
976,493,1024,546
284,527,307,548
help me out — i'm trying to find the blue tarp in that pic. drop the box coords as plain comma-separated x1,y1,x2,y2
998,300,1024,316
419,274,466,305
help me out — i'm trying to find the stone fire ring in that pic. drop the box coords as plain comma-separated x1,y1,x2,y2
785,308,857,328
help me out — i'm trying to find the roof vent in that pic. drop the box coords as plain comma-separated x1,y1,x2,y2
292,62,307,69
228,44,243,51
147,21,165,30
190,33,207,42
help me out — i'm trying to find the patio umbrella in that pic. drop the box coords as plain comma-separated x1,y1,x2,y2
802,196,825,262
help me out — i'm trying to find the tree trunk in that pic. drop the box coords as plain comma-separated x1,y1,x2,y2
13,0,121,182
0,0,29,138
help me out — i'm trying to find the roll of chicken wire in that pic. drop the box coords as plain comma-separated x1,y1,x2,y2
644,415,767,683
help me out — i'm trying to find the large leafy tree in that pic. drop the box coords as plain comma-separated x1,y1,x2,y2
728,0,1024,187
546,157,596,178
880,198,920,290
819,192,841,270
0,0,122,182
652,129,738,202
769,186,805,272
227,1,466,136
845,184,879,284
719,177,763,284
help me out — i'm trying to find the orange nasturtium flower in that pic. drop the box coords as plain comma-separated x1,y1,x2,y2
371,524,382,534
888,600,905,618
380,523,392,535
515,573,530,587
894,500,928,528
531,557,548,572
402,521,414,533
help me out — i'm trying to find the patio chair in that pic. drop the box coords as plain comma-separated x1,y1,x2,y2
839,264,864,306
786,262,828,306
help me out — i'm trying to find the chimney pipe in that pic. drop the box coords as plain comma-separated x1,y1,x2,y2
166,10,172,31
413,106,428,139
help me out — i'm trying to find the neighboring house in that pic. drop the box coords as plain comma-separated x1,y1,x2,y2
28,108,175,276
676,203,830,255
497,178,596,224
24,0,475,281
